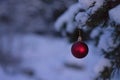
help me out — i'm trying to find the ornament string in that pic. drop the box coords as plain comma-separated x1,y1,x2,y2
77,29,82,41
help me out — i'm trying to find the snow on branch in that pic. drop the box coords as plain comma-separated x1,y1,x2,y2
54,3,81,33
109,5,120,25
54,0,105,33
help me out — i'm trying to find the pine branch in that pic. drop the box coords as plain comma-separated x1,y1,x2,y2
86,0,120,27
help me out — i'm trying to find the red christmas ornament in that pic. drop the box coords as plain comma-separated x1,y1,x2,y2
71,41,88,58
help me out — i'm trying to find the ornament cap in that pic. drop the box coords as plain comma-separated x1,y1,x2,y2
77,36,82,41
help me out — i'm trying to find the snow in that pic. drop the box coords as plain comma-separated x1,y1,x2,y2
98,26,120,52
0,34,106,80
90,26,102,39
79,0,104,12
54,3,81,33
109,5,120,24
94,57,111,74
75,12,89,26
55,0,105,33
0,67,34,80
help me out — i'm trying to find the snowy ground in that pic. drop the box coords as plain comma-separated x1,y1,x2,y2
0,34,103,80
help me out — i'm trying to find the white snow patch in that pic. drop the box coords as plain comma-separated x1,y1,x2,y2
54,3,81,33
0,34,103,80
98,27,118,52
94,57,111,74
75,12,89,26
90,27,102,38
109,5,120,24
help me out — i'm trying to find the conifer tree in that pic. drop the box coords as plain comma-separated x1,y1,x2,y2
55,0,120,79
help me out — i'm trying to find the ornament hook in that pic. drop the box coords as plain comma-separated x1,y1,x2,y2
77,29,82,41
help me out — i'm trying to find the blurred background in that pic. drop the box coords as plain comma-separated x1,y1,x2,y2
0,0,120,80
